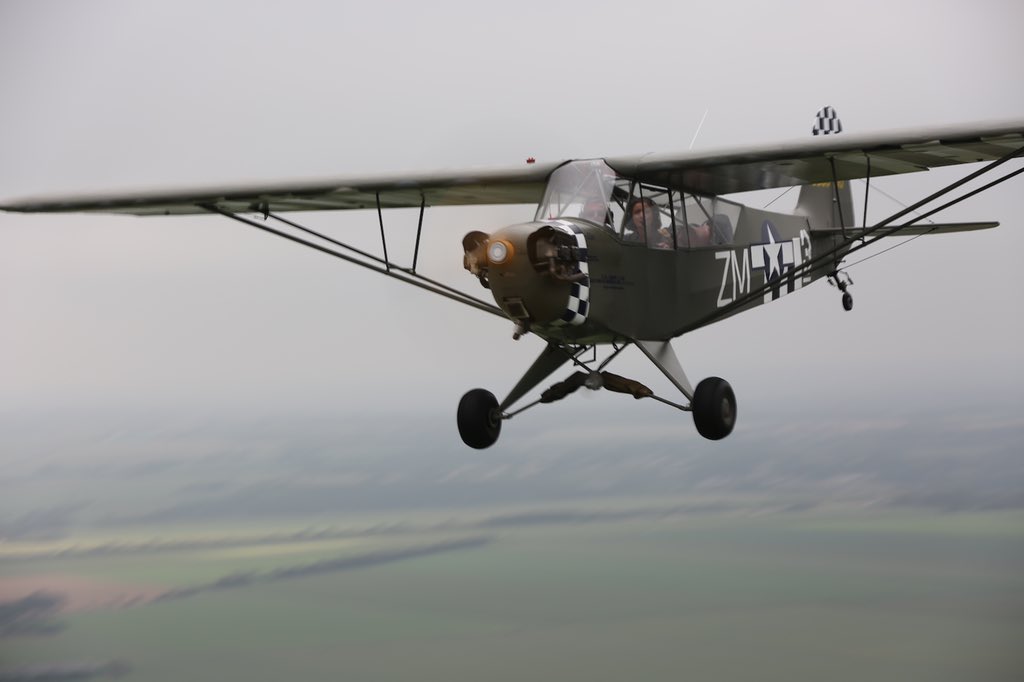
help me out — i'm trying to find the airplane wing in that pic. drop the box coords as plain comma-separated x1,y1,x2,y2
2,120,1023,216
609,118,1024,196
0,163,561,216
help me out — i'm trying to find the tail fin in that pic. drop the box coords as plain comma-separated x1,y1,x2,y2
811,106,842,136
794,106,854,229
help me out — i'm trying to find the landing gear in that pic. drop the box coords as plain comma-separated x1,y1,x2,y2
456,342,739,447
691,377,737,441
828,271,854,312
457,388,502,449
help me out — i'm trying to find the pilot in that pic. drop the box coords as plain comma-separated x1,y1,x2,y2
625,197,672,248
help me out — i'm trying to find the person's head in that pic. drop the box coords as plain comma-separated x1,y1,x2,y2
690,221,712,246
629,197,661,230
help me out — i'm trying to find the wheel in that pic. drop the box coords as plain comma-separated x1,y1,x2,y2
692,377,737,440
842,291,853,311
457,388,501,449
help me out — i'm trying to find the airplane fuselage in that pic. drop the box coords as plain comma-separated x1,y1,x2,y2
479,208,845,345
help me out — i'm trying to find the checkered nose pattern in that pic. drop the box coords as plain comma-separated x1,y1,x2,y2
812,106,843,136
548,220,590,326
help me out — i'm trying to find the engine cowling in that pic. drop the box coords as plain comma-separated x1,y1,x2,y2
462,221,587,327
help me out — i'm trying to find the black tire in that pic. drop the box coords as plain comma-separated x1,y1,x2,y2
842,292,853,311
692,377,737,441
457,388,501,449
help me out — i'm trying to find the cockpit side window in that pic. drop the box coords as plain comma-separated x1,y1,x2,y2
678,193,737,248
622,183,676,249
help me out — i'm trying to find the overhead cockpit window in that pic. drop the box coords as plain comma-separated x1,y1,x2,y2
535,160,627,232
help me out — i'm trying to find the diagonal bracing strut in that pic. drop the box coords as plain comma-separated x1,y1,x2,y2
200,204,506,319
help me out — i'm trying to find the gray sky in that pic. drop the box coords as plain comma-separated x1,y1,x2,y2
1,0,1022,451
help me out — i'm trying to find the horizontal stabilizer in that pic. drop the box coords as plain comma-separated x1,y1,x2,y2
809,221,997,236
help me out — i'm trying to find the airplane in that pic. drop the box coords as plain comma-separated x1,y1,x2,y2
3,108,1023,449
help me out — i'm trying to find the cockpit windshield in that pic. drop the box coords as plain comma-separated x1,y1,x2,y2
534,160,628,231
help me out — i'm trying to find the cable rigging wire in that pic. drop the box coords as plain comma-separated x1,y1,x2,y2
841,179,936,270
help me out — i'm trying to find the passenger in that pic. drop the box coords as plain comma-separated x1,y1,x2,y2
688,215,732,247
688,221,713,247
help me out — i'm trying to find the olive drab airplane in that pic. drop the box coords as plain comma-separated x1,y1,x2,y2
4,108,1023,448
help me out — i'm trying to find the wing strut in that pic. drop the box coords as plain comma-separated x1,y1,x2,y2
412,195,425,273
676,144,1024,336
259,209,494,312
375,192,390,272
200,204,506,319
828,157,848,243
861,154,871,243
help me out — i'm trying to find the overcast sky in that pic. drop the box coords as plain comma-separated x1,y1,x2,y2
1,0,1022,453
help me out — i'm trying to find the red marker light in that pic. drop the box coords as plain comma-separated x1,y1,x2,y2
526,157,536,164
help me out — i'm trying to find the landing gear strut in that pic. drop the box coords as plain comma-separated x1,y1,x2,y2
457,340,738,448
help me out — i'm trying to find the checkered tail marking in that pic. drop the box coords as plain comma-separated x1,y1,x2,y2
811,106,843,136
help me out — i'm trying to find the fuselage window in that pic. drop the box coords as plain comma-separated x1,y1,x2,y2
678,194,737,248
622,183,676,249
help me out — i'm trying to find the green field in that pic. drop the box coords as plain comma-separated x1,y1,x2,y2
3,508,1024,681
